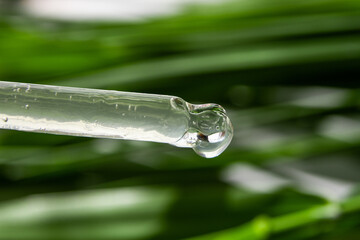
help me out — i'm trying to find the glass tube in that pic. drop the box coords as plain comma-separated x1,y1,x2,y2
0,81,233,158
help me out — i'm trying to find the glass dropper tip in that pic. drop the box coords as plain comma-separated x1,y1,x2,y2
0,81,233,158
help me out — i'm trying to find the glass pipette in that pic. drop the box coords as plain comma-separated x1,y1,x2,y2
0,81,233,158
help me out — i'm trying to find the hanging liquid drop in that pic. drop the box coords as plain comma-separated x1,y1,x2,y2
171,98,233,158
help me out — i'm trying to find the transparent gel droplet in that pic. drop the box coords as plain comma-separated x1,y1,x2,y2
0,81,233,158
171,98,233,158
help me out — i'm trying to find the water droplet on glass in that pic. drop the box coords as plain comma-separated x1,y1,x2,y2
25,104,30,109
2,117,8,122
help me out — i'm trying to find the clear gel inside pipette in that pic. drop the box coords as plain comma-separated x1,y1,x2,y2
0,81,233,158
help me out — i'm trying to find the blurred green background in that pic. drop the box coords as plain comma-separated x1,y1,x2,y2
1,0,360,239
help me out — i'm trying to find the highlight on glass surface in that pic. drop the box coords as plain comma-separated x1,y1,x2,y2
0,81,233,158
